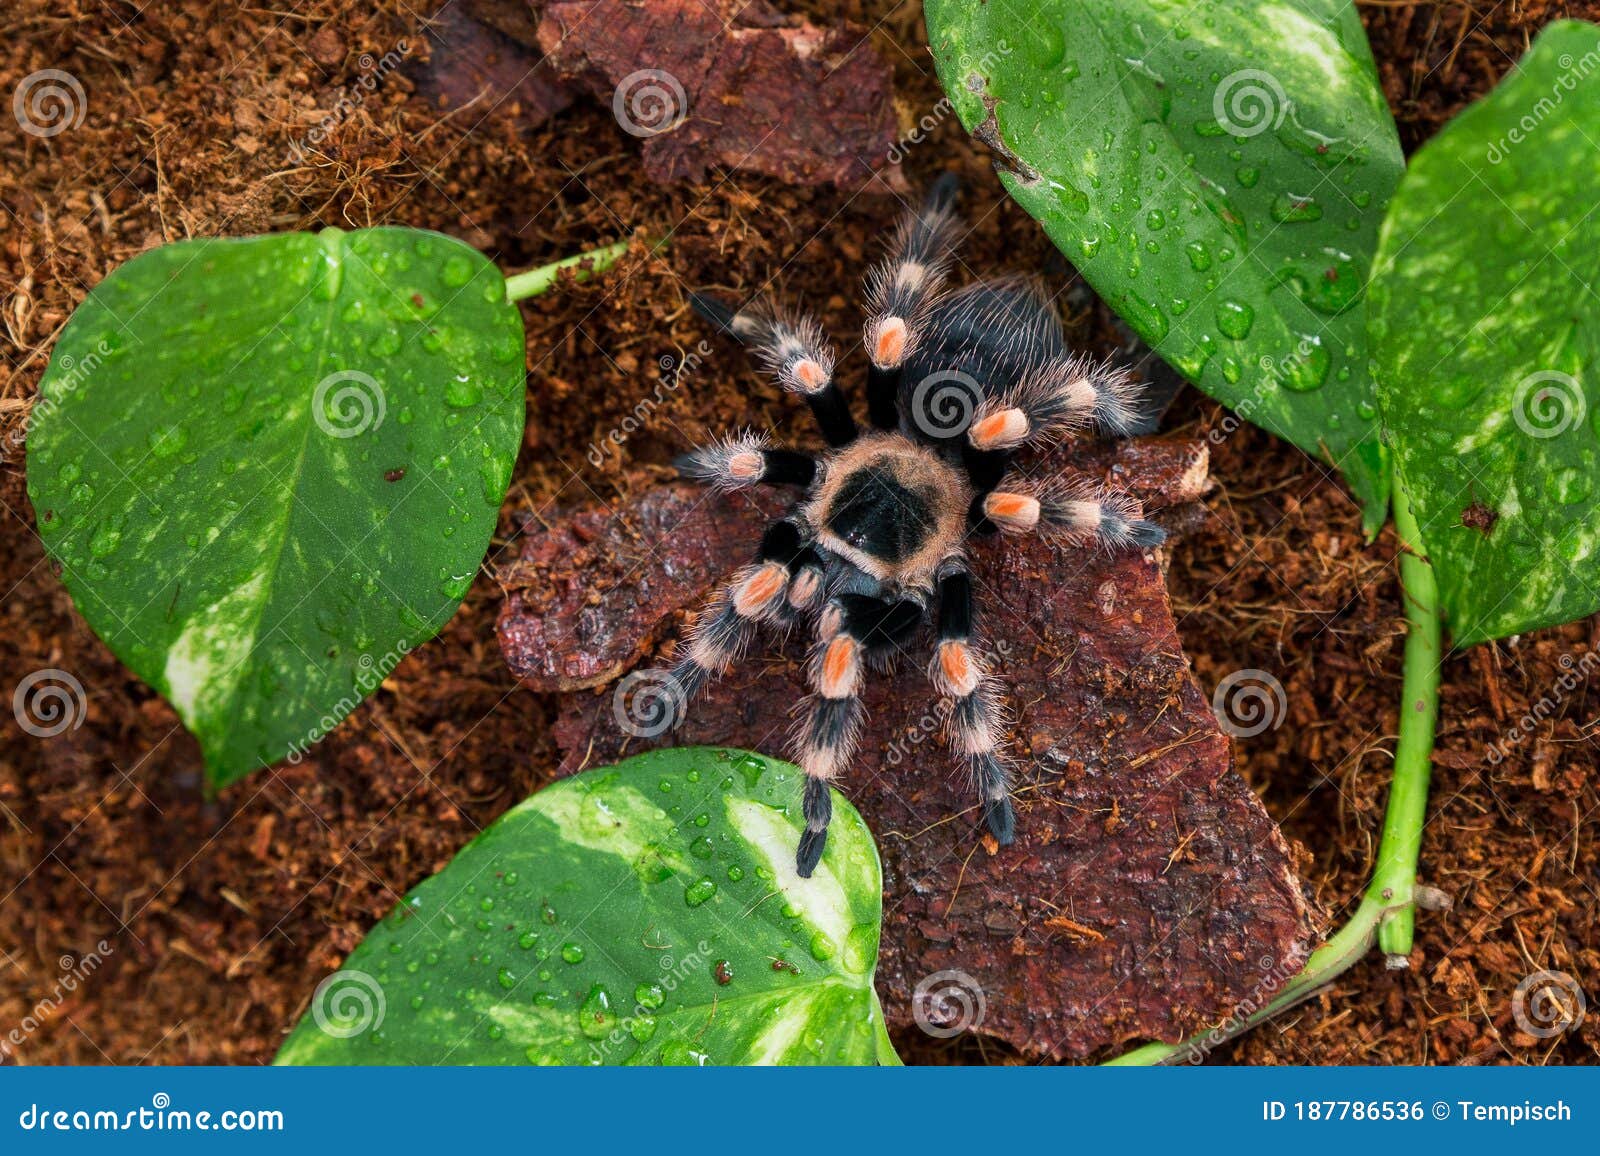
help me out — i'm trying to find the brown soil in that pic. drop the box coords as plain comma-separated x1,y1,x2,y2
2,0,1596,1066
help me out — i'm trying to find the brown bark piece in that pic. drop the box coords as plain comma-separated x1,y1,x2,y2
497,437,1324,1058
535,0,899,186
410,4,573,121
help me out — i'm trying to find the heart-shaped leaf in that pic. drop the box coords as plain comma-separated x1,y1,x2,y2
26,227,525,786
925,0,1403,531
274,748,898,1065
1370,21,1600,645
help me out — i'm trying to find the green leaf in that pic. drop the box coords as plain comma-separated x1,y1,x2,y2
26,227,525,786
925,0,1403,531
1369,21,1600,646
274,748,898,1066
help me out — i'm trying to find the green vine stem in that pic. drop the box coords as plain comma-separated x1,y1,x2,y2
504,240,631,303
1105,471,1443,1064
1372,478,1442,956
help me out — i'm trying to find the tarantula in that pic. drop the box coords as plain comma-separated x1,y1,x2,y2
671,176,1165,877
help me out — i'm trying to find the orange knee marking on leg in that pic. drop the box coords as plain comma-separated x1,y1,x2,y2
734,565,786,616
985,491,1040,531
793,358,829,393
872,317,908,368
788,569,822,609
728,451,763,480
819,636,859,698
937,641,980,697
970,408,1029,450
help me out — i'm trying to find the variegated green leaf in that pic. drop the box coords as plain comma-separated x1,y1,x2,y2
1370,20,1600,645
25,227,525,786
274,748,899,1066
925,0,1403,532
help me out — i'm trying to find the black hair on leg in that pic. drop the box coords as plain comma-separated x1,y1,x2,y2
797,776,833,877
675,431,818,491
863,175,963,429
929,561,1017,846
690,293,858,447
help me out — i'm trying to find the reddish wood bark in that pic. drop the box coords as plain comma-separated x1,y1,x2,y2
497,437,1326,1058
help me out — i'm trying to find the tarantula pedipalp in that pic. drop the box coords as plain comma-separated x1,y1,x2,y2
671,176,1165,878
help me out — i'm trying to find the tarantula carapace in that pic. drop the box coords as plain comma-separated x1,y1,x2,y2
671,176,1165,877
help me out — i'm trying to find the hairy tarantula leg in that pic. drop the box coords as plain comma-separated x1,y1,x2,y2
793,593,925,876
929,563,1015,845
674,431,816,491
863,173,961,429
668,520,812,705
690,293,857,448
980,483,1167,550
783,544,827,617
967,354,1142,452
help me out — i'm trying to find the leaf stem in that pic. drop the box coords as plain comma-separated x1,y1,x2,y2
504,240,630,303
1370,475,1442,957
1103,469,1444,1063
